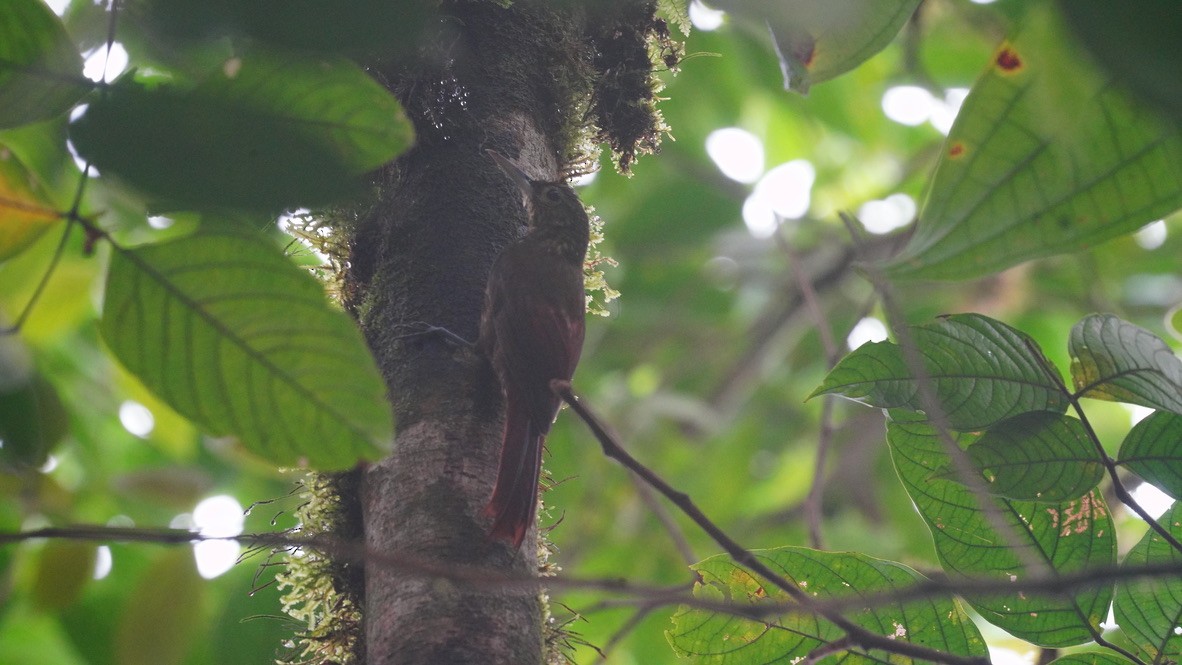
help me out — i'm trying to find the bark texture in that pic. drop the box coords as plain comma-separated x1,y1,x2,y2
343,2,669,662
349,4,582,663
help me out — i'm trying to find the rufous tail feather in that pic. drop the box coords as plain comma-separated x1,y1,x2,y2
483,395,544,548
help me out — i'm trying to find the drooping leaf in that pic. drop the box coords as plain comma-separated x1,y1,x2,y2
811,313,1068,430
1058,0,1182,125
70,47,413,210
29,541,97,611
1118,411,1182,500
0,150,61,261
667,548,987,663
708,0,921,94
888,414,1115,647
100,231,393,469
1069,314,1182,414
1114,503,1182,662
964,411,1103,502
884,8,1182,280
115,548,204,665
0,0,91,129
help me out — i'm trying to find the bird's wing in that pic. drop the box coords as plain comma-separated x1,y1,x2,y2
487,245,585,429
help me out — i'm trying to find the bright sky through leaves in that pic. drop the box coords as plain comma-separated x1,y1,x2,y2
192,495,245,579
858,193,916,234
705,127,763,183
847,316,889,349
689,1,724,31
82,43,128,83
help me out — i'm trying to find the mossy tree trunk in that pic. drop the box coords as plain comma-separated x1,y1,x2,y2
343,1,668,662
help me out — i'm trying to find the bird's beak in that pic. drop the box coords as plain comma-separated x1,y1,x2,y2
486,149,532,201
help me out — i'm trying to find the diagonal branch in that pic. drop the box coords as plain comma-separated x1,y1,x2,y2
552,380,989,665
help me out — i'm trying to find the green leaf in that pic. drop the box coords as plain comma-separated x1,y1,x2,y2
0,150,61,261
137,0,434,60
667,548,987,663
884,7,1182,280
1114,503,1182,662
115,548,204,665
1059,0,1182,126
1069,314,1182,414
30,541,97,611
0,0,91,128
888,415,1115,647
709,0,921,94
811,313,1068,430
0,331,66,468
965,411,1104,502
1048,654,1138,665
1118,411,1182,500
0,372,67,469
70,47,413,210
100,231,392,469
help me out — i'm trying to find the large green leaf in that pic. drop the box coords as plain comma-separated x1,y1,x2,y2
811,314,1068,430
1069,314,1182,414
708,0,921,94
1059,0,1182,125
100,231,392,469
70,47,413,210
0,0,91,129
884,8,1182,280
667,548,987,663
889,415,1115,647
965,411,1103,502
1114,503,1182,662
136,0,433,60
1118,411,1182,500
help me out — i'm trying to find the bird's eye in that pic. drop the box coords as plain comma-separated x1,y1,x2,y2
544,188,563,203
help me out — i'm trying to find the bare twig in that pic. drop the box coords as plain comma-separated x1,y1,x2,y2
631,476,698,566
4,524,1182,630
1028,343,1182,555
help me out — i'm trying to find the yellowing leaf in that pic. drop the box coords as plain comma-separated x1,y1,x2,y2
0,151,60,261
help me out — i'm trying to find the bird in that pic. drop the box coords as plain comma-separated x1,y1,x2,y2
479,149,590,548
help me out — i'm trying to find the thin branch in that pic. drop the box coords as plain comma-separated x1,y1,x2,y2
592,605,656,665
631,475,698,566
775,228,843,549
1028,344,1182,555
1,162,93,335
553,380,988,665
6,525,1182,626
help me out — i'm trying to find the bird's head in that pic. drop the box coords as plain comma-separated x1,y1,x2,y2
487,150,589,254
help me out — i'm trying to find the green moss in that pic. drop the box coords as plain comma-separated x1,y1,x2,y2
275,473,364,665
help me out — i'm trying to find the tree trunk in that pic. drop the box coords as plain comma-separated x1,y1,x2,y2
345,1,667,661
347,3,585,663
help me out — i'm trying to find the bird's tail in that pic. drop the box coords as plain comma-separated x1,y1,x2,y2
483,394,544,548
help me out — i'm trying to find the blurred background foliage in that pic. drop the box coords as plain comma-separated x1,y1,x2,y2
0,0,1179,663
